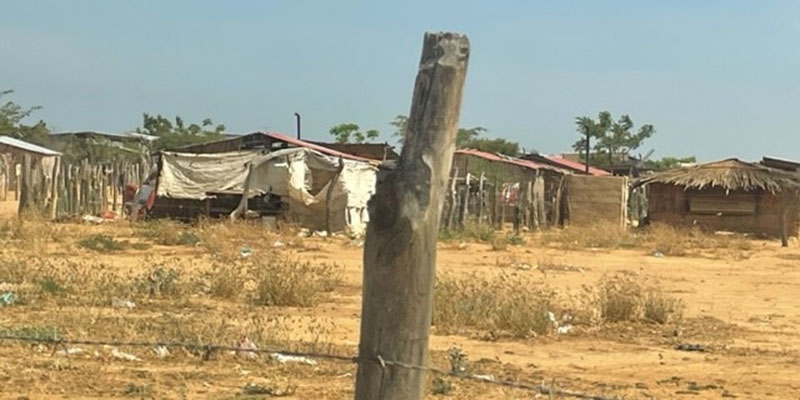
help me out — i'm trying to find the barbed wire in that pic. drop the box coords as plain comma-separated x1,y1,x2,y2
0,333,619,400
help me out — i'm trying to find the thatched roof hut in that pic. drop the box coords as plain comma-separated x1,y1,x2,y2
637,159,800,194
638,158,800,241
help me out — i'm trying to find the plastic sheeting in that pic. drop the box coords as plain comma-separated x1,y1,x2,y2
156,147,377,234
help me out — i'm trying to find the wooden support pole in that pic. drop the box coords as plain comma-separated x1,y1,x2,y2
355,32,469,400
460,172,471,225
50,157,61,220
230,163,255,222
477,171,485,225
17,155,31,215
447,167,458,230
326,157,345,236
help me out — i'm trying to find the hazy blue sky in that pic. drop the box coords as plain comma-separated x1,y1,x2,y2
2,1,799,161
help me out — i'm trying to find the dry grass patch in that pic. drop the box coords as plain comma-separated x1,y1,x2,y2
439,220,495,243
250,254,342,307
434,273,555,338
645,223,753,259
78,234,130,252
539,222,643,250
596,274,684,324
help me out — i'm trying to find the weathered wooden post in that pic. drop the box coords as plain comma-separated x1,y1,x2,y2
17,155,32,215
229,163,255,222
477,171,485,225
354,32,469,400
50,157,60,219
325,157,345,236
446,167,458,230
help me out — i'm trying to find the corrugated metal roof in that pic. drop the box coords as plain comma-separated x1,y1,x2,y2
0,136,61,156
262,132,372,162
543,155,610,176
51,131,159,142
455,148,561,172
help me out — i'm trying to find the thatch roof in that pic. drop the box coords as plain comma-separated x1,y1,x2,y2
637,158,800,194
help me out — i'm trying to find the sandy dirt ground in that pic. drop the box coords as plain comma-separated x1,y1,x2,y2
0,199,799,399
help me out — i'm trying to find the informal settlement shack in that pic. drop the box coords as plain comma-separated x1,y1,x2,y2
150,132,378,235
0,136,61,216
637,158,800,244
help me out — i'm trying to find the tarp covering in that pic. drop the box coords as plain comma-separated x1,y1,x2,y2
156,147,377,234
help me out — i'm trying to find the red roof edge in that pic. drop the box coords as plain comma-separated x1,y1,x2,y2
455,148,557,171
543,155,610,176
260,132,372,162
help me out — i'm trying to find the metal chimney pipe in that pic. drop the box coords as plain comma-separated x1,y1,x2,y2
294,112,301,140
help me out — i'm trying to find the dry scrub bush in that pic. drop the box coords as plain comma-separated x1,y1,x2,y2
77,234,129,252
646,223,752,258
598,275,643,322
0,214,69,252
597,274,684,324
439,220,495,243
139,220,200,246
433,273,554,338
250,254,342,307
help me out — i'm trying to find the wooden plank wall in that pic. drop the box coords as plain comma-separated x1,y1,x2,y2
566,175,629,228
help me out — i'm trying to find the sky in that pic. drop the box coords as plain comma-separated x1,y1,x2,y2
2,0,799,161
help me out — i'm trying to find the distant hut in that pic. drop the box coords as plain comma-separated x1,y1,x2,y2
637,158,800,242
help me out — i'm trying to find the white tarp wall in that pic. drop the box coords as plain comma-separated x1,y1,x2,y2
157,148,377,234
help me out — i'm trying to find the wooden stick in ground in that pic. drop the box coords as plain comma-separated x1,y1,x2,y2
229,163,254,222
325,157,345,236
50,157,60,220
354,32,470,400
17,155,31,215
447,167,458,230
460,172,471,225
477,171,485,225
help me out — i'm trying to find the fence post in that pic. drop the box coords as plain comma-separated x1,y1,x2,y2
354,32,469,400
50,157,60,220
326,157,345,236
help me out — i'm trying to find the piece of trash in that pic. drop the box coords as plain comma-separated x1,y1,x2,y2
336,372,353,379
517,263,532,271
239,247,253,258
81,215,104,224
153,346,170,359
546,311,557,324
56,347,84,356
298,228,311,238
110,348,141,361
270,353,317,366
651,251,664,258
473,374,495,381
242,383,296,397
313,230,328,237
236,335,258,359
272,240,285,248
111,299,136,309
0,292,15,306
557,324,573,334
675,343,707,352
458,242,468,250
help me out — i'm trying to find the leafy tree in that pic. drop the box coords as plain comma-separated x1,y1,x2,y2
573,111,654,168
136,113,225,150
645,156,696,171
460,137,520,156
457,127,520,156
329,123,380,144
0,90,51,146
